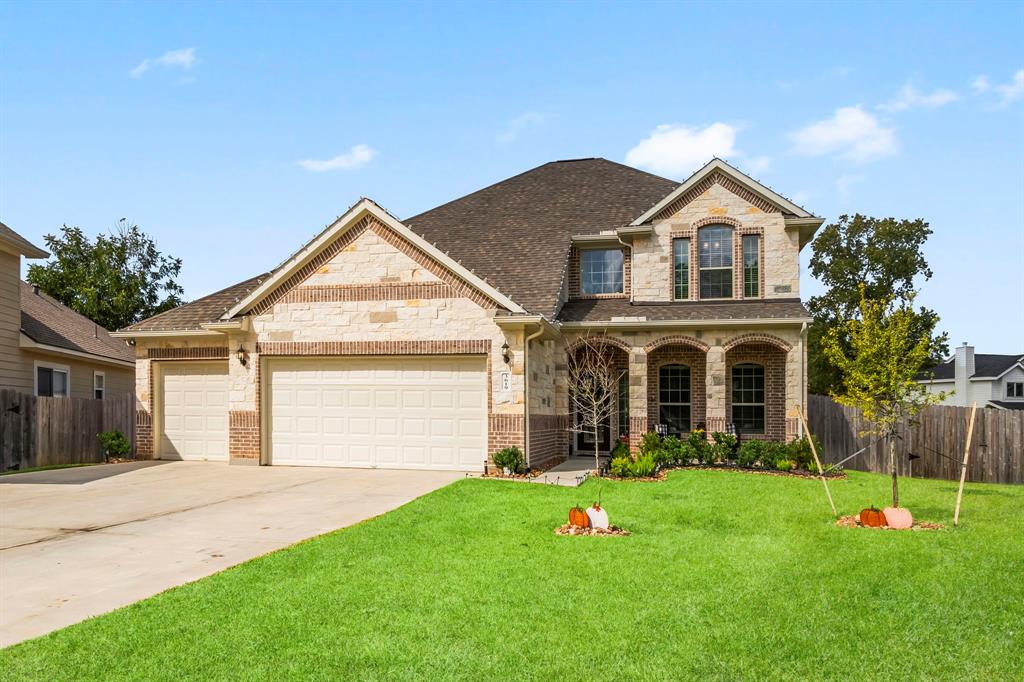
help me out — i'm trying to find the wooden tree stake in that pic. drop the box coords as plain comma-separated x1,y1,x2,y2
792,405,837,517
953,403,977,527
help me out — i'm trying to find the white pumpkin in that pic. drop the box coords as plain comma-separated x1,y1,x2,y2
586,504,609,530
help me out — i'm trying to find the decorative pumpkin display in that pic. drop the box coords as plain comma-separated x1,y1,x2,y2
568,506,590,528
859,507,886,528
586,503,609,530
883,506,913,530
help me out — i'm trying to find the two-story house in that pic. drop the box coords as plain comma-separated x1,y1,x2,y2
115,158,821,470
1,222,135,398
920,342,1024,410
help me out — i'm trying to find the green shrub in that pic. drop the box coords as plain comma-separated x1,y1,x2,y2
639,432,663,457
493,446,525,474
97,430,131,459
611,437,631,459
687,429,711,463
737,439,768,468
787,435,824,471
708,432,737,464
628,454,656,478
658,435,684,465
610,456,633,478
774,459,794,472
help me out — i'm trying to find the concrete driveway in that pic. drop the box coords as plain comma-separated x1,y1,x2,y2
0,461,463,647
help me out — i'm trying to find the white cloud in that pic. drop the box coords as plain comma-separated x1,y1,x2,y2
496,111,544,144
878,84,959,112
971,75,990,93
789,106,897,163
995,69,1024,105
836,173,866,197
297,144,377,172
626,123,751,177
131,47,198,78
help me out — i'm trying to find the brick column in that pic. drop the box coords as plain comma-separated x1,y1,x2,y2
705,344,726,433
228,333,260,465
628,348,648,453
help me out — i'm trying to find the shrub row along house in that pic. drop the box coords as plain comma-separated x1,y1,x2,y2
115,158,822,471
1,222,134,398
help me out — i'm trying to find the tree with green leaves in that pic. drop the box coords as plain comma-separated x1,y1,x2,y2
807,214,948,395
822,289,948,508
27,220,184,331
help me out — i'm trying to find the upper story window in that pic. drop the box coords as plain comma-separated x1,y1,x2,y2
1008,382,1024,398
743,235,760,298
699,226,733,299
36,363,69,398
94,372,106,400
673,238,690,300
580,249,624,295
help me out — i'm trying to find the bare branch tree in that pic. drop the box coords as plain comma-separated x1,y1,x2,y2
566,334,626,471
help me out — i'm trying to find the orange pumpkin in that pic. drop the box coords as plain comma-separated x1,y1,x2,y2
568,506,590,528
859,507,886,528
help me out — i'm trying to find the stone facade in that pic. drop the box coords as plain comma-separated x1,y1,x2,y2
631,182,799,301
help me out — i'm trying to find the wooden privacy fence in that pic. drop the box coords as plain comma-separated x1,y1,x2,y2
808,394,1023,485
0,389,135,472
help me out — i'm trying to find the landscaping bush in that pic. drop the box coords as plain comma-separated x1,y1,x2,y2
628,454,656,478
658,435,684,466
638,432,662,457
611,436,631,459
609,455,632,478
787,435,824,471
687,429,711,463
708,432,737,464
493,446,525,474
737,438,768,468
97,430,131,459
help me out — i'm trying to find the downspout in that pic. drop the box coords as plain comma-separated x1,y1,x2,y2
617,233,635,304
799,321,808,438
522,321,545,470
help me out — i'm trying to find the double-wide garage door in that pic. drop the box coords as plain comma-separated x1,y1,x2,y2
268,356,486,471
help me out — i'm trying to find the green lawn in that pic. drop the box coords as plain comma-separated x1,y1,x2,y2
3,470,1022,681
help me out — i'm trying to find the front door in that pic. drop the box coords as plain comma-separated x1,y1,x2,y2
575,414,610,455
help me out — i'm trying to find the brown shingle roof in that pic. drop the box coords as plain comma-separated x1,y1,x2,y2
405,158,678,318
20,282,135,363
0,221,48,258
123,273,269,332
557,298,811,323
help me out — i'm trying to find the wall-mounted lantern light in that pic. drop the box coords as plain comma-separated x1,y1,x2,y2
236,346,248,367
501,342,511,365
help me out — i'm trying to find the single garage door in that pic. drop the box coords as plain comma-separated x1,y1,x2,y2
159,362,229,461
268,356,486,471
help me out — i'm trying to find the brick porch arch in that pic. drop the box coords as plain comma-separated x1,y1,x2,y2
722,333,792,353
691,215,744,229
643,334,710,354
565,335,633,354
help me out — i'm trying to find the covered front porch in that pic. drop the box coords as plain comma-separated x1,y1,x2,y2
561,329,805,456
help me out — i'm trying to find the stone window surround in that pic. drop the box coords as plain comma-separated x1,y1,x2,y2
669,216,765,304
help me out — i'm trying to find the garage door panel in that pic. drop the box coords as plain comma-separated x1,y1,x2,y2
269,356,485,471
160,362,229,462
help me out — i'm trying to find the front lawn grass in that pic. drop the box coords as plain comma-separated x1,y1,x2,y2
2,470,1021,680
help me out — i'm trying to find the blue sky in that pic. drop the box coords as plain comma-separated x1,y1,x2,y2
1,1,1021,350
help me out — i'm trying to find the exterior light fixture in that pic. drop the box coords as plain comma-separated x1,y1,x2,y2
501,342,511,364
236,346,248,367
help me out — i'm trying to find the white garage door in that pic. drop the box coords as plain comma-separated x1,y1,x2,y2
159,362,229,461
268,356,486,471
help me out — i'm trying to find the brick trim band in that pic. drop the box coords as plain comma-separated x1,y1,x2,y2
566,335,633,354
723,333,793,353
279,282,454,304
652,171,778,221
145,347,229,360
643,335,710,353
692,215,743,229
257,339,491,356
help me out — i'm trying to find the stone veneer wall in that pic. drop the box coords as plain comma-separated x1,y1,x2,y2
631,182,799,302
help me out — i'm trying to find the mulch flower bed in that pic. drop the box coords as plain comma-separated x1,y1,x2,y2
555,523,630,536
835,515,944,531
482,470,541,480
599,464,847,483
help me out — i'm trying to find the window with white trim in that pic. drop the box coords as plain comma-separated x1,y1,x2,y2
673,238,690,300
731,363,765,434
658,364,691,436
580,249,624,295
699,226,733,299
36,364,70,398
94,371,106,399
1008,382,1024,398
743,235,760,298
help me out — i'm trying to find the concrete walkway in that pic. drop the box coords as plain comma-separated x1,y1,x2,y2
531,457,607,487
0,461,463,647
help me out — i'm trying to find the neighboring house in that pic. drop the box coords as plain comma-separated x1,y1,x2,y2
0,222,135,399
920,342,1024,410
115,158,822,470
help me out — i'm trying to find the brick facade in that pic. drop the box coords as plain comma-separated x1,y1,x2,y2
647,345,708,432
567,246,631,300
724,343,787,442
228,410,260,462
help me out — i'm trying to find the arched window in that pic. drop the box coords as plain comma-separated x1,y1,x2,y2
658,364,691,435
699,225,733,299
731,363,764,434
